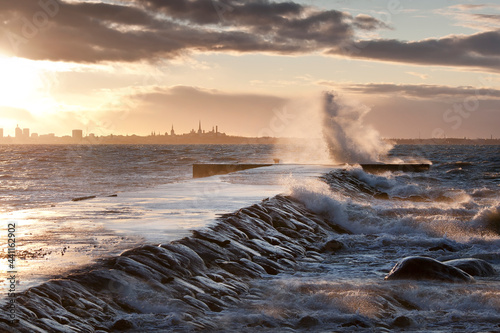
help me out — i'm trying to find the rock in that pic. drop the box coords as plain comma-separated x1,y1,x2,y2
0,322,21,333
443,258,496,277
196,293,227,312
177,237,231,265
192,229,231,248
239,258,267,276
192,276,238,297
160,243,207,275
113,256,163,281
392,315,413,328
52,315,71,325
428,243,458,252
247,239,294,260
216,260,261,278
245,204,273,224
111,318,135,330
226,215,265,240
66,306,91,318
275,227,302,239
252,256,284,275
262,236,281,245
38,318,81,332
297,315,320,328
341,318,371,328
212,222,249,241
320,239,344,253
394,195,429,202
182,296,210,313
385,256,474,283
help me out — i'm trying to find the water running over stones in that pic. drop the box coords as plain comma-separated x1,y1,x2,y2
0,195,349,332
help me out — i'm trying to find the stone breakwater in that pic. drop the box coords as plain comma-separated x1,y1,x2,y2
0,195,353,332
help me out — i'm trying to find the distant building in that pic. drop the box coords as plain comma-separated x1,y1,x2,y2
31,133,39,139
198,121,202,135
0,128,3,138
72,129,83,140
15,125,22,139
23,128,30,139
170,124,175,136
40,133,55,139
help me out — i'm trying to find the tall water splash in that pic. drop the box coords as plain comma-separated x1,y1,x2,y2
322,92,393,164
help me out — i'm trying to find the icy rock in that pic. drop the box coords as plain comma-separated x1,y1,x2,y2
320,239,344,253
385,256,474,283
297,315,320,328
392,315,414,328
443,258,496,277
111,318,135,330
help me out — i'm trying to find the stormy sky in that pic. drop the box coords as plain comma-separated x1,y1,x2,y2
0,0,499,138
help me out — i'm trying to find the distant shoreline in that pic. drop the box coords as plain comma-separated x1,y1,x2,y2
388,138,500,145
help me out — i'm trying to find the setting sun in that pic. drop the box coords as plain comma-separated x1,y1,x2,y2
0,57,40,106
0,56,63,123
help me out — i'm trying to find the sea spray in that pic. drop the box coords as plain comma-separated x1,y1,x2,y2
322,92,393,164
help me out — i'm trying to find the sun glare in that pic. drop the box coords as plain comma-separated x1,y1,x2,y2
0,56,56,116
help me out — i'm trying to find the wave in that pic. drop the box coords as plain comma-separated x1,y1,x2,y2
289,169,500,245
471,205,500,235
322,92,393,164
318,168,457,203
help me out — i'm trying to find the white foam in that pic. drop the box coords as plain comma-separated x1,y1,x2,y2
322,92,394,164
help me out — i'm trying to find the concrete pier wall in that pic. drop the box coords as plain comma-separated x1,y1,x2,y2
193,164,272,178
193,163,431,178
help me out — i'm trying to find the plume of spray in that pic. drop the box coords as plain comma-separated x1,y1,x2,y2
322,91,394,164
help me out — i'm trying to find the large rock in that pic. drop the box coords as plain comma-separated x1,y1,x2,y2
385,256,474,283
443,258,496,277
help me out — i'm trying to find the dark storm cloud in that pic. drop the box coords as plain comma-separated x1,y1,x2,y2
134,0,304,26
0,0,390,63
0,0,375,63
2,0,498,72
352,14,391,31
340,83,500,99
328,30,500,71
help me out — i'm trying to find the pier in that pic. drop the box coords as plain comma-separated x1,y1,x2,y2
193,163,431,178
193,163,273,178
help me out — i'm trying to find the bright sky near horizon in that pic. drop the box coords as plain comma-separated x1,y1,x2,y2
1,0,500,138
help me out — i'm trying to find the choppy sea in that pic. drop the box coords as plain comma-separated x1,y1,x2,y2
1,144,499,332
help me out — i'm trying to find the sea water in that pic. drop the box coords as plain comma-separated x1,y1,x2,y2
0,144,499,332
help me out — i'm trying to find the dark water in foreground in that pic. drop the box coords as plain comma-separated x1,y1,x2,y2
0,144,499,332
